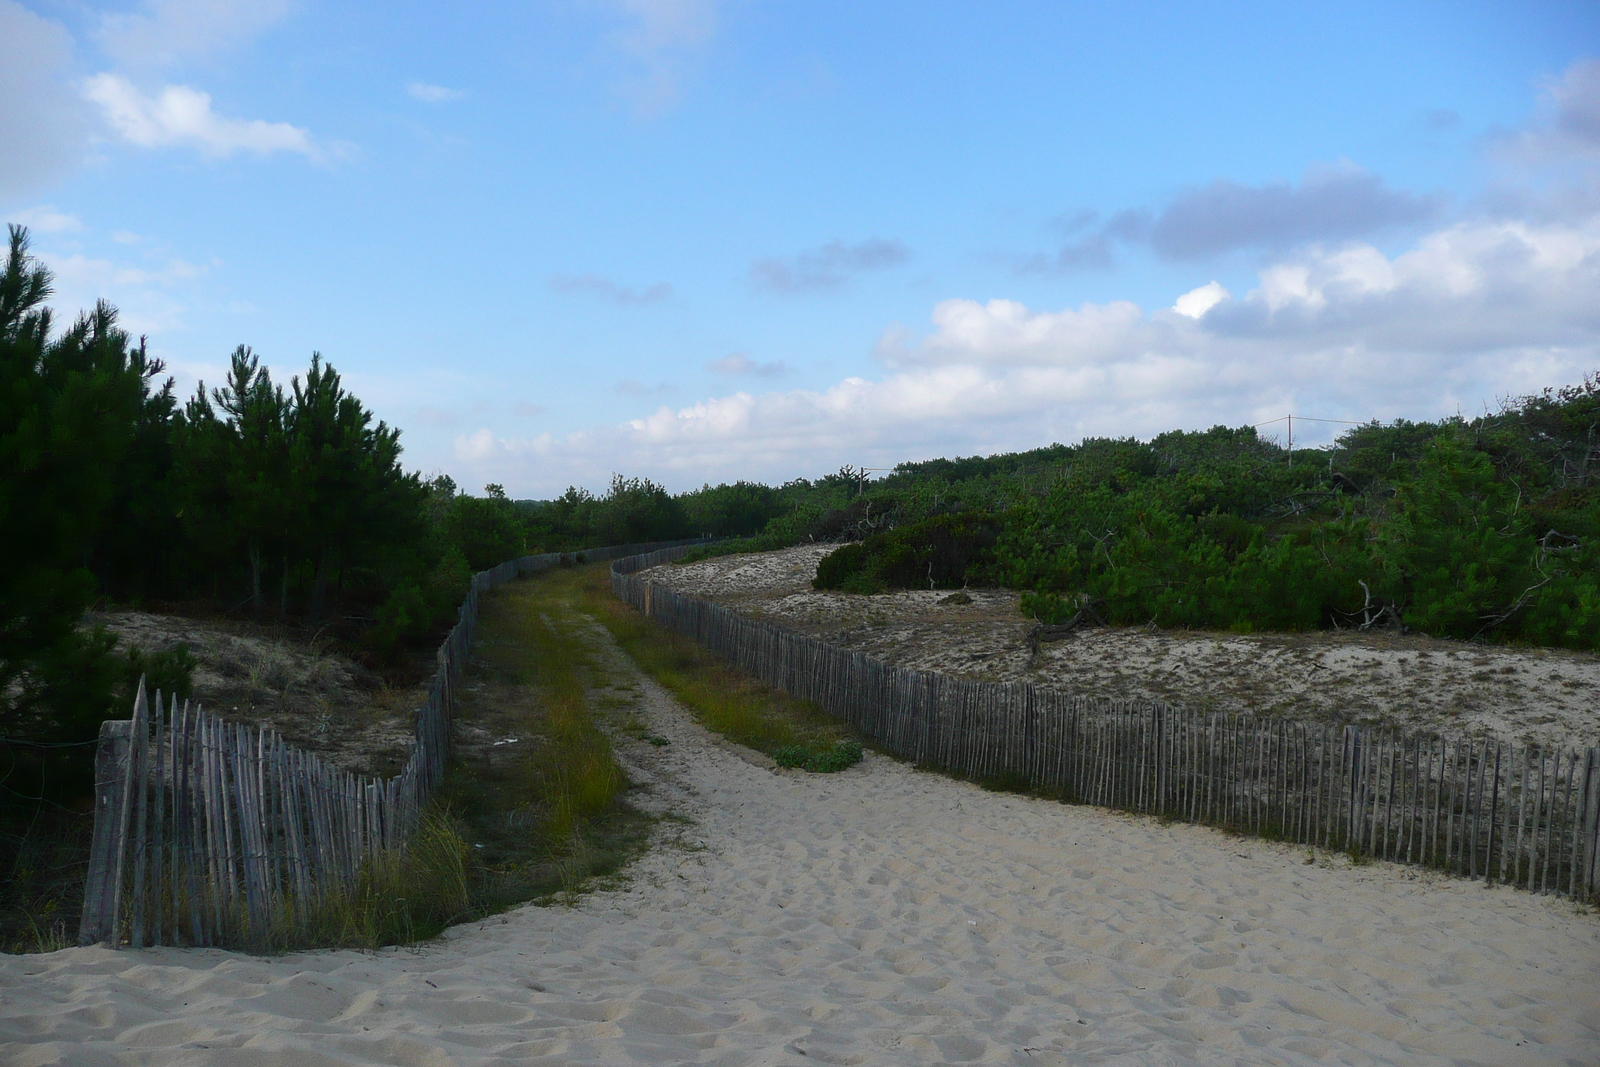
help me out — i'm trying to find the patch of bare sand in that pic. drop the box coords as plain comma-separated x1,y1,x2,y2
644,546,1600,749
84,612,423,778
3,610,1596,1066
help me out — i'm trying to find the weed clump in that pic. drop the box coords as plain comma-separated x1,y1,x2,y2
772,739,863,773
282,808,471,952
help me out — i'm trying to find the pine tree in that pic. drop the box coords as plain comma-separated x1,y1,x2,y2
0,227,146,743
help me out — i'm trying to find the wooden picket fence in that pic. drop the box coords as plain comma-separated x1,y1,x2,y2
78,538,709,948
614,548,1600,900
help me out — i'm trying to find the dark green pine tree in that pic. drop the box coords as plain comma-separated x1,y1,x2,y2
0,226,148,744
286,354,423,619
194,346,293,618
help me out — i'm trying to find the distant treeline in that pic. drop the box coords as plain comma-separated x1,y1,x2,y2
0,228,842,776
2,227,889,773
4,220,1598,785
813,394,1600,651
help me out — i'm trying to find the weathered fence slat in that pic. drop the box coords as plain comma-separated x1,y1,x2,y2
610,550,1597,903
79,537,710,947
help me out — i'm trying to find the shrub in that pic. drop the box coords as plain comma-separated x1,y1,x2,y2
772,739,863,773
813,513,1002,593
121,643,198,705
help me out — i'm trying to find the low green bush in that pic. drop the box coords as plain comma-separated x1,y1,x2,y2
772,739,863,773
121,643,198,704
813,512,1002,594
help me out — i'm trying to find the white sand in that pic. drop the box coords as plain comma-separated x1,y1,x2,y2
4,620,1598,1066
645,546,1600,749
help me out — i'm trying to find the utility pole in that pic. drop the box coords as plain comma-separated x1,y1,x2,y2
853,466,892,497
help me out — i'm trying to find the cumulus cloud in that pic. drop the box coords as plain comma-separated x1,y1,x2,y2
708,352,784,377
1497,58,1600,162
452,208,1600,493
97,0,291,69
597,0,719,115
0,1,90,198
407,81,465,103
1172,281,1230,319
84,73,322,159
750,238,911,294
549,273,672,305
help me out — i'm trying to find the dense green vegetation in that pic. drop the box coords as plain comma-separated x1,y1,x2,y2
0,227,800,802
5,214,1597,809
813,404,1600,649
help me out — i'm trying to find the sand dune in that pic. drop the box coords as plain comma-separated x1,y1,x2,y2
643,546,1600,749
3,618,1597,1066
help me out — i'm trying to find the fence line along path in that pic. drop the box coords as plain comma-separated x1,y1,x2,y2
613,546,1600,901
79,538,710,948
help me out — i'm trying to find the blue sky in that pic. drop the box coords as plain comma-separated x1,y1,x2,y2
4,1,1599,496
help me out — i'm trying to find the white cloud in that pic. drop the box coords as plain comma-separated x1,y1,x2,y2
407,81,465,103
708,352,785,377
0,1,90,198
1497,58,1600,164
84,73,322,159
1173,281,1229,319
880,297,1147,369
596,0,719,115
751,238,911,294
455,427,554,462
449,208,1600,493
97,0,292,69
34,249,211,337
3,206,83,234
549,273,672,305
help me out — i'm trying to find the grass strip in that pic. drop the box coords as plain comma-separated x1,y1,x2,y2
562,564,863,771
436,566,652,922
184,566,651,953
0,807,92,953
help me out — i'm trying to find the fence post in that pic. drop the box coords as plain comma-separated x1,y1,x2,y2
79,718,134,946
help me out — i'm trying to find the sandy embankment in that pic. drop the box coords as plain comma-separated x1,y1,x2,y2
644,545,1600,749
84,611,420,778
3,613,1597,1066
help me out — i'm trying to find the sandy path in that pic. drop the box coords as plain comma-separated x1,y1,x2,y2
3,616,1597,1066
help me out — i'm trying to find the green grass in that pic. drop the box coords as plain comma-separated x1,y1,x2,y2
255,808,472,952
0,806,92,954
558,565,862,770
5,557,855,954
235,569,651,951
772,739,863,772
436,569,652,920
